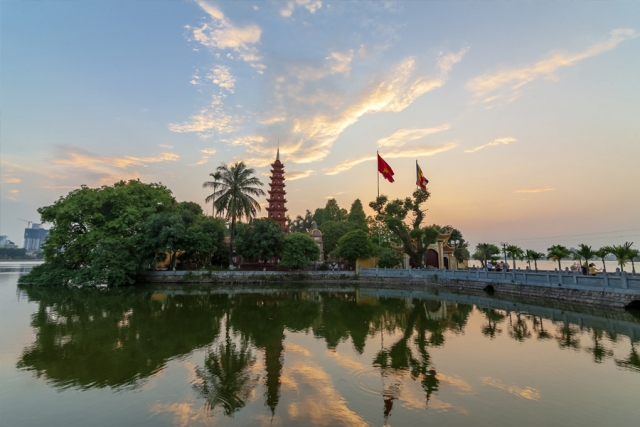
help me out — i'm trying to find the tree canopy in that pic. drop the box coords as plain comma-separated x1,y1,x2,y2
280,232,320,269
334,230,376,265
369,189,438,267
234,218,285,263
19,180,228,287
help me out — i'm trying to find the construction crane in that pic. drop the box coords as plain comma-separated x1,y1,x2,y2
18,219,35,228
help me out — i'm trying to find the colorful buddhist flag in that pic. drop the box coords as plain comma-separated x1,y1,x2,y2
377,153,395,183
416,161,428,189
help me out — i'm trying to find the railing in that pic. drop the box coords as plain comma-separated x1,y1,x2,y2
359,267,640,293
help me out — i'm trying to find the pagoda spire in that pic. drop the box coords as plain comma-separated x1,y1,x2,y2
265,148,288,232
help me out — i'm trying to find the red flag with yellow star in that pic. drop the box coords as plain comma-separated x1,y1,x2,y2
377,153,395,183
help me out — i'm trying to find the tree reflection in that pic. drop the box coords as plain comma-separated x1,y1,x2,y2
16,287,224,390
481,308,506,339
229,294,319,415
508,313,532,342
614,337,640,373
193,319,257,417
556,323,581,350
584,329,614,364
532,316,552,341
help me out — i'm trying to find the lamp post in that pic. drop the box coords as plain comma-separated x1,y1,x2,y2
452,239,460,270
500,242,508,270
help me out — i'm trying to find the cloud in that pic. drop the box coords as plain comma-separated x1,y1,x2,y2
328,50,353,76
189,148,218,166
377,124,451,148
49,146,178,186
464,137,516,153
277,52,466,165
54,148,179,169
1,177,21,184
207,65,235,92
480,376,540,401
325,142,458,175
7,189,19,200
514,186,555,193
158,144,173,149
286,169,314,181
191,0,262,64
281,0,323,17
467,29,637,104
169,95,241,136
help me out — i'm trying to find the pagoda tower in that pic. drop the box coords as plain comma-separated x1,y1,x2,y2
265,148,288,232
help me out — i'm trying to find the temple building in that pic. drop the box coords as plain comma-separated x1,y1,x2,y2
425,229,466,270
265,149,288,232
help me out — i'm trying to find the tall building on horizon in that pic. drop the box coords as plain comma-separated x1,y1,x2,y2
265,148,288,233
24,223,49,253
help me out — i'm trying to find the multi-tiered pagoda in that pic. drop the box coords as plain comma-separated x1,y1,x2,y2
265,148,288,232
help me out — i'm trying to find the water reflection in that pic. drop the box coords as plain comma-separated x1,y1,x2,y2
15,286,640,422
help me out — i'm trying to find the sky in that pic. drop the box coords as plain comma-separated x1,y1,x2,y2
1,0,639,252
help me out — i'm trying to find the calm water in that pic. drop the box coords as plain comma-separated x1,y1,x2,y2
1,263,639,426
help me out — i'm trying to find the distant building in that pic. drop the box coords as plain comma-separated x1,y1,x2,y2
24,224,49,253
0,236,18,248
265,148,288,232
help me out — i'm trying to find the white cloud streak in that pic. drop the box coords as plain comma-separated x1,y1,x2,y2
324,142,458,175
467,29,637,104
514,187,555,193
287,169,315,181
377,124,451,148
464,137,516,153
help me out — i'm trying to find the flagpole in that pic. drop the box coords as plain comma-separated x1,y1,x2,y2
377,151,380,246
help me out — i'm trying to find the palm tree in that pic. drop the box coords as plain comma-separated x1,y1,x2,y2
593,247,611,273
211,162,265,266
523,250,544,271
628,245,638,275
203,171,222,217
607,242,635,273
547,245,571,271
573,244,595,275
505,245,524,269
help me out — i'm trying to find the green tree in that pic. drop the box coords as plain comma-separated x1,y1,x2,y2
184,217,227,268
369,189,439,268
505,245,524,269
607,242,635,273
474,243,501,268
334,230,376,268
347,199,368,231
211,162,265,266
547,245,571,270
523,250,544,271
234,218,285,263
594,247,611,273
289,209,314,233
19,180,175,287
280,233,320,269
572,244,595,274
203,171,222,217
319,220,359,257
136,212,186,270
314,199,347,227
377,247,403,268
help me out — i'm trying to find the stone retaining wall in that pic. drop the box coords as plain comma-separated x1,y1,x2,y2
137,270,358,285
358,276,640,309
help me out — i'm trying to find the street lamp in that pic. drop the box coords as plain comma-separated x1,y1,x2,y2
452,239,460,270
500,242,508,268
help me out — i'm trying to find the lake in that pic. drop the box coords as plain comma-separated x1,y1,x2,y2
1,262,639,426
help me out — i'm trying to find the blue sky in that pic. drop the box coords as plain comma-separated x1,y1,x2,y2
2,1,639,251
